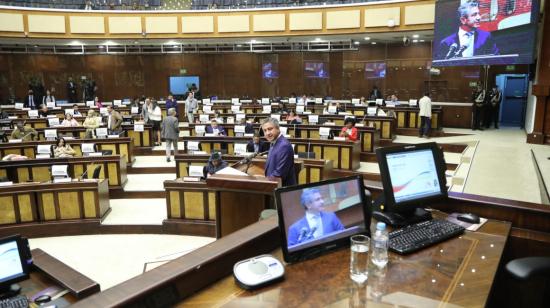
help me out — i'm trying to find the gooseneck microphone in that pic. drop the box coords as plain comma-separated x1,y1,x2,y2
445,43,458,59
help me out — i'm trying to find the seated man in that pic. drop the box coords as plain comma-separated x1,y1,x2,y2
287,188,344,246
203,152,228,178
239,118,255,134
206,119,226,136
11,121,37,141
246,134,269,153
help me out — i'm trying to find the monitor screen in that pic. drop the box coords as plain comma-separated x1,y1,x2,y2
376,142,447,213
304,61,329,78
262,62,279,79
432,0,539,66
365,62,386,79
275,175,371,263
0,235,29,288
169,76,200,95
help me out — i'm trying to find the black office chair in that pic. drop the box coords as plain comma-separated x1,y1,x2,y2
92,165,102,179
505,257,550,307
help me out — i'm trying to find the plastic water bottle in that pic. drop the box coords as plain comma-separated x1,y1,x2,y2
371,222,389,268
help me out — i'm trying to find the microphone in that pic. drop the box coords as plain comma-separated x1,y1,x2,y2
445,43,458,59
79,168,89,180
297,227,308,243
306,227,317,240
454,45,468,58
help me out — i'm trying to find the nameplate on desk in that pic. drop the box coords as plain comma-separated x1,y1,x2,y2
352,98,360,104
8,116,18,119
279,121,288,125
88,152,103,157
22,107,31,111
107,135,120,139
63,136,75,140
35,154,50,159
53,178,72,183
180,122,189,127
333,137,346,141
243,133,254,137
324,122,335,126
355,123,365,127
14,103,24,109
183,176,201,182
9,139,22,143
192,151,207,155
0,181,14,187
204,133,216,137
53,107,61,110
134,124,144,132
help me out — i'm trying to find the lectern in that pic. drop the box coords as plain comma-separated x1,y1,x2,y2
207,158,302,238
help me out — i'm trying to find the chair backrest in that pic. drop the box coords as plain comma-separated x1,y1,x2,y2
92,165,102,179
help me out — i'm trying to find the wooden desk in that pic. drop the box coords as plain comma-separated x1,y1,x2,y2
0,138,134,166
180,218,509,307
180,136,360,170
0,180,109,228
0,155,127,189
174,154,332,185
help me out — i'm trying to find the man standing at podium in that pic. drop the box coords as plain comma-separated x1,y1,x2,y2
261,118,296,187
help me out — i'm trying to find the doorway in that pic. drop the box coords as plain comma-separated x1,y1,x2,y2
495,74,529,128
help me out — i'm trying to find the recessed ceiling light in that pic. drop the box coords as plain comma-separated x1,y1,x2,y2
99,45,105,49
250,40,257,44
371,42,377,45
364,37,370,40
134,41,138,44
413,39,419,43
354,41,360,45
237,44,243,47
103,40,117,46
420,40,425,42
68,40,82,46
412,34,419,38
315,38,321,42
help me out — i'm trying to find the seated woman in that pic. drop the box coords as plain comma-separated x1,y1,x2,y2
94,96,103,108
206,119,227,136
339,118,358,142
53,137,76,158
203,152,228,178
285,111,302,124
61,113,79,127
83,110,99,139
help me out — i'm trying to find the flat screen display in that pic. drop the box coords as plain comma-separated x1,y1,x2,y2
262,62,279,79
304,61,329,78
432,0,538,66
365,62,386,79
386,149,441,204
169,76,200,95
275,176,371,263
0,239,25,285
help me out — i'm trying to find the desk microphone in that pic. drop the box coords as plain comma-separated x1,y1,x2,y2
297,227,308,243
306,227,317,240
454,45,467,58
79,168,89,180
445,43,458,59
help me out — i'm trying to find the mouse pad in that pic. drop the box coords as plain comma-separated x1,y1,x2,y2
447,213,487,231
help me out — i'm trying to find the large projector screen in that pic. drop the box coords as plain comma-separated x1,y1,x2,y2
432,0,538,67
169,76,199,95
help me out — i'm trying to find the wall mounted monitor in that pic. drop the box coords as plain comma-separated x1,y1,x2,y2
304,61,330,78
169,76,200,95
262,62,279,79
365,62,386,79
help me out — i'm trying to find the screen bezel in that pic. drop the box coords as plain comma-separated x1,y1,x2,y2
0,234,30,289
275,175,372,263
376,142,448,214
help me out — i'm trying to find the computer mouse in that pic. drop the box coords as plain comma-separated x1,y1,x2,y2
34,294,52,304
457,213,480,224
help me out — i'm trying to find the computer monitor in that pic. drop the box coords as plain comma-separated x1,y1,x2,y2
275,175,372,263
0,235,30,294
376,142,447,216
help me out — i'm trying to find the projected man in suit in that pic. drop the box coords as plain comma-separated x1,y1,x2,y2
287,188,344,246
437,1,499,59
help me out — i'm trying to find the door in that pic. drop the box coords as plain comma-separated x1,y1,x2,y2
496,74,528,128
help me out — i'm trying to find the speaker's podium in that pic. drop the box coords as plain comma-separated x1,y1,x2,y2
207,158,302,238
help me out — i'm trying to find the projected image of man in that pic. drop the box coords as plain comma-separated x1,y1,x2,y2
287,188,344,247
438,1,499,59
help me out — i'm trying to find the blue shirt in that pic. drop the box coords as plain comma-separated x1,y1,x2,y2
265,134,296,187
166,99,178,113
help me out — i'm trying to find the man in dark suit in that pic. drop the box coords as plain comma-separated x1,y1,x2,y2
246,135,269,153
369,86,383,100
287,188,344,246
67,77,78,104
437,1,498,60
23,90,37,109
205,119,227,136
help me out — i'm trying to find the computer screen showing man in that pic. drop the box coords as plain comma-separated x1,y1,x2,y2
275,176,371,262
386,149,442,204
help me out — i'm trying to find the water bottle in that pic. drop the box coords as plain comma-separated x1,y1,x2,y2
371,222,389,268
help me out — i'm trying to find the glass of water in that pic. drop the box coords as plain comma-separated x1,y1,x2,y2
350,235,370,283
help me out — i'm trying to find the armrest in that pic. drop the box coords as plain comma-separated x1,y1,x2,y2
506,257,550,280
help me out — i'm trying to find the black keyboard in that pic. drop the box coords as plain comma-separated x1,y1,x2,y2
389,219,465,254
0,295,29,308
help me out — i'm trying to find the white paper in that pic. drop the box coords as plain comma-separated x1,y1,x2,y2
234,143,247,154
234,125,245,133
44,129,57,139
52,165,68,177
37,145,52,154
81,143,96,153
134,124,144,132
262,106,271,114
231,98,240,104
28,110,38,118
195,125,206,134
14,103,23,109
187,141,200,150
315,98,323,104
367,107,377,115
46,102,56,108
288,98,296,104
189,165,204,177
64,109,74,116
86,101,95,107
328,105,337,113
199,115,210,123
352,98,360,104
96,128,108,137
319,127,331,136
270,114,280,121
203,105,212,113
131,106,139,114
376,99,384,105
9,139,22,143
215,166,248,176
202,98,211,105
308,115,319,124
261,98,270,105
231,105,240,113
409,99,418,106
333,137,346,141
48,118,60,126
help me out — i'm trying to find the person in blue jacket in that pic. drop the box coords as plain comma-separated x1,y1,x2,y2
261,118,296,187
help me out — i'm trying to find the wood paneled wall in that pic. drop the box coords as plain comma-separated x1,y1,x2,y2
0,43,530,103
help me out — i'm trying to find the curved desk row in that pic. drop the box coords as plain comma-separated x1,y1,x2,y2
0,179,109,227
179,136,361,170
182,122,378,153
0,137,135,165
0,155,127,190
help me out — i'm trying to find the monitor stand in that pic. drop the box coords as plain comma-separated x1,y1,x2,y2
0,283,21,300
372,195,432,228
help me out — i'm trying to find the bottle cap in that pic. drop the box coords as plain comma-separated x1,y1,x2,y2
376,222,386,231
